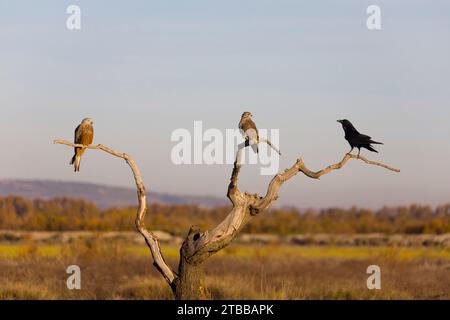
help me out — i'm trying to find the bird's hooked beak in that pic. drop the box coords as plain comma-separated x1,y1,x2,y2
337,120,343,123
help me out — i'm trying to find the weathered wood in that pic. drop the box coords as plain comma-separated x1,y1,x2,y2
54,140,176,285
54,138,399,300
186,152,400,268
173,226,208,299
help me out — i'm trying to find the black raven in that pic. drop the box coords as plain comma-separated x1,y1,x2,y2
337,119,383,156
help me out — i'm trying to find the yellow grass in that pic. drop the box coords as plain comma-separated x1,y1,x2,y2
0,244,61,259
1,243,449,261
1,240,450,299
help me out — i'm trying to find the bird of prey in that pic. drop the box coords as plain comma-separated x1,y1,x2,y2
239,111,259,153
337,119,383,157
70,118,94,172
238,112,281,155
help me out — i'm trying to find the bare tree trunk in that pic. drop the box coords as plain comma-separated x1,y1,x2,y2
174,260,206,300
173,228,208,299
54,139,400,300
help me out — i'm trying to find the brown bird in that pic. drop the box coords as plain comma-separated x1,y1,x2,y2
239,111,259,153
70,118,94,172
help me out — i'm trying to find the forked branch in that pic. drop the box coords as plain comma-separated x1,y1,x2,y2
254,153,400,210
188,151,400,263
53,139,176,285
53,137,400,299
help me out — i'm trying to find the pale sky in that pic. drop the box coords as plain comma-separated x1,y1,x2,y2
1,0,449,208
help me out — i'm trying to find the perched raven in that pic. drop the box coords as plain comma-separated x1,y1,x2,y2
337,119,383,156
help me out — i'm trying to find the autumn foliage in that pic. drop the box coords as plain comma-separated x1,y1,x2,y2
0,196,449,234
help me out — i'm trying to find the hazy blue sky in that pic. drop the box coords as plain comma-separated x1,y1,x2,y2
1,0,449,208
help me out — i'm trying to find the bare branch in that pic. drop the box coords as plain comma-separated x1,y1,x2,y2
254,153,400,210
296,153,400,179
259,138,281,156
190,152,399,262
53,139,176,284
54,138,400,298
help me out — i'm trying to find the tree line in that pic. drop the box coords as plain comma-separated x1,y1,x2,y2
0,196,449,234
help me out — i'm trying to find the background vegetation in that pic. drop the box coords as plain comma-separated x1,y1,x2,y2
1,196,449,234
0,239,449,299
1,196,449,299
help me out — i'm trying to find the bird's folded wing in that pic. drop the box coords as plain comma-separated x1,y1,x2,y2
359,133,372,140
357,133,383,145
74,124,82,143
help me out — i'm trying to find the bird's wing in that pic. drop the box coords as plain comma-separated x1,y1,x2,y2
359,133,372,140
359,133,383,144
238,120,245,137
74,124,82,144
354,133,374,143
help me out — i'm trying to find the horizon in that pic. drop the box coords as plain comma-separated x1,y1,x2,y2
1,0,449,208
0,178,449,211
1,2,450,303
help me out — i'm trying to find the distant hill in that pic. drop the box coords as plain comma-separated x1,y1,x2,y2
0,179,227,208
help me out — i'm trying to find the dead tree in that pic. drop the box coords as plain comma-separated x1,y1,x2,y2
54,138,399,300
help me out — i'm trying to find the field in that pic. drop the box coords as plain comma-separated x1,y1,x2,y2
0,233,449,299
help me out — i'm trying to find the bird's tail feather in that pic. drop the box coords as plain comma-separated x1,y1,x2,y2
70,147,85,172
70,147,83,165
370,140,383,145
366,145,379,153
74,156,81,172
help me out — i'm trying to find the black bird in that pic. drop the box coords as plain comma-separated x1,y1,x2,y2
337,119,383,157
